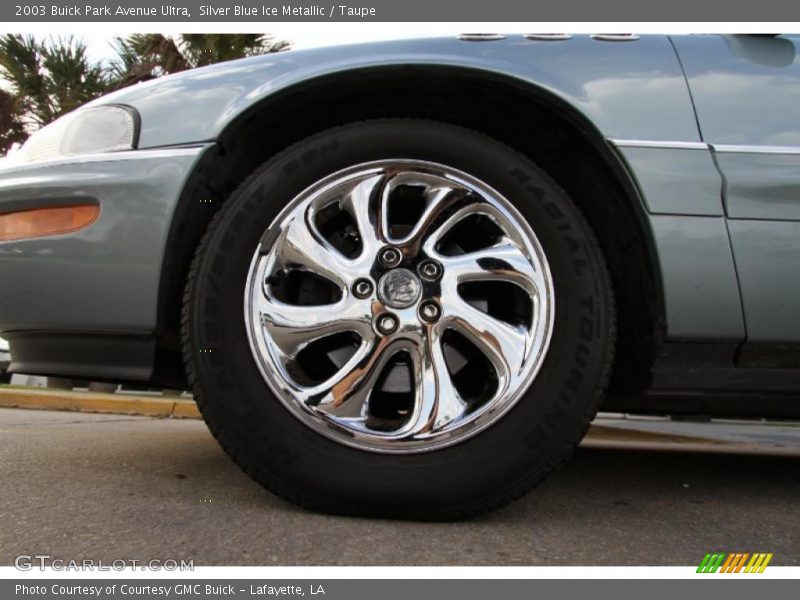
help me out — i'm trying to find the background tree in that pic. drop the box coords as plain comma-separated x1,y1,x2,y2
0,35,107,129
0,89,26,152
107,34,190,88
108,33,289,88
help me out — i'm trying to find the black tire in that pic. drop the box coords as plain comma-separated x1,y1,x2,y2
182,119,615,519
0,370,10,384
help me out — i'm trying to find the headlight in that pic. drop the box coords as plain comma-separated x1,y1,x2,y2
16,105,139,164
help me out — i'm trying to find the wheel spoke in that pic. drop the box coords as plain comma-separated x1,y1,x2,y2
256,296,371,357
399,334,467,436
275,211,357,287
383,173,473,251
440,238,541,296
446,298,529,388
337,173,387,257
312,337,398,420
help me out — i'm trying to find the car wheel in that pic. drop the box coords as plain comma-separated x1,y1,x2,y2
0,370,10,384
183,119,615,519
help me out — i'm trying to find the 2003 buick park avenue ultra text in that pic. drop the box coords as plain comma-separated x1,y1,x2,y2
42,5,192,17
1,34,799,518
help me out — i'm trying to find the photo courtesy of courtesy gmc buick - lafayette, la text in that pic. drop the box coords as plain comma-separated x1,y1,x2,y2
1,33,798,518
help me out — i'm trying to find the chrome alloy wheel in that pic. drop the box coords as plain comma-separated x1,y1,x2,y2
244,160,554,453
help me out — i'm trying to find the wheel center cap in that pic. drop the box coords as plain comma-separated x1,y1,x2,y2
378,268,422,309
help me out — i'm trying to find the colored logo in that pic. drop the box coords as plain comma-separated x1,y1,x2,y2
697,552,773,573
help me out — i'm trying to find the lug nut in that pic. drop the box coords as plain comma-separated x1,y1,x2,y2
379,247,402,268
376,314,399,335
419,301,441,323
418,260,442,281
352,278,373,299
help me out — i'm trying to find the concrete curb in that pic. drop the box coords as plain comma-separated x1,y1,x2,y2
3,389,788,456
0,387,201,419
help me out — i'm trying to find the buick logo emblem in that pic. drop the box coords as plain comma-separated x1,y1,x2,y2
378,268,422,308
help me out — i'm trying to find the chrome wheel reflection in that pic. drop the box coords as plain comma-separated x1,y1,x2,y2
244,160,554,453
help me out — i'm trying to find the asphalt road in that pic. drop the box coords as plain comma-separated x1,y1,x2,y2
1,408,798,566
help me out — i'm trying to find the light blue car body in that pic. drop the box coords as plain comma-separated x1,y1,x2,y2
1,34,798,409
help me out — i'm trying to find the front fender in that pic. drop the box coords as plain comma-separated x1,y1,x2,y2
91,35,700,148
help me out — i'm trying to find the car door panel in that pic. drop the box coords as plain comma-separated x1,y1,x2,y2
714,150,800,220
650,215,745,340
671,34,800,146
617,146,723,216
673,34,800,344
728,220,800,342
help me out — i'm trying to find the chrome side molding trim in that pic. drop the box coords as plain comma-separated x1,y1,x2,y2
610,139,800,155
712,144,800,155
609,139,709,150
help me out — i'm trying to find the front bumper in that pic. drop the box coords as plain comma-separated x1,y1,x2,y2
0,145,211,380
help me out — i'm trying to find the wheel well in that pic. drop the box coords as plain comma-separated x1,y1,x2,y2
155,66,662,396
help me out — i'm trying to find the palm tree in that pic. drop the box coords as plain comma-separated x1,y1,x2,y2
182,34,290,65
0,89,27,154
108,34,289,88
0,34,108,129
107,34,190,88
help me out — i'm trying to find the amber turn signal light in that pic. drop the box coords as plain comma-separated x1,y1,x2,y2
0,204,100,242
